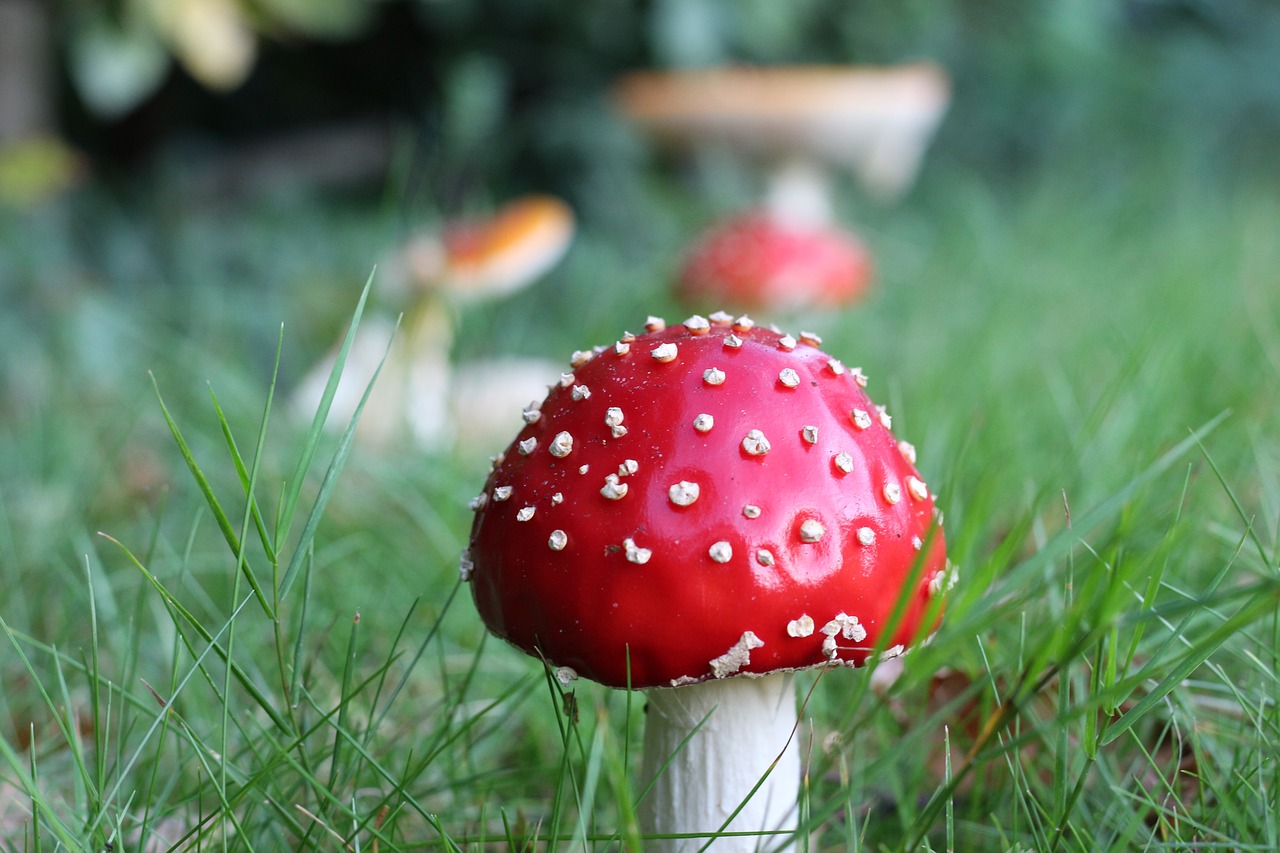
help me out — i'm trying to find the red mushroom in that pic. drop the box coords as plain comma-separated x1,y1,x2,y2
677,210,873,314
464,313,950,851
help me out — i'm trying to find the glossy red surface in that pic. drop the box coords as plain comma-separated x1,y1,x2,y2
466,317,945,689
677,212,872,313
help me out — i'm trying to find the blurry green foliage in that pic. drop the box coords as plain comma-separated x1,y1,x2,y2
45,0,1280,200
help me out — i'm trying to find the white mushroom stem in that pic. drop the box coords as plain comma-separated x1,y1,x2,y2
639,674,800,852
763,157,833,230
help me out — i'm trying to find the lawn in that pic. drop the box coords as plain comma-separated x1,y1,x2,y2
2,142,1279,850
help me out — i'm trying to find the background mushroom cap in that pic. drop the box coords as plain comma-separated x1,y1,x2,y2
677,210,873,313
401,194,576,301
466,316,947,688
614,63,952,199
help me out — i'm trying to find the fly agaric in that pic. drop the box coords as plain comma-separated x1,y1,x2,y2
613,63,952,203
401,194,575,301
464,314,951,850
294,194,574,448
677,209,873,314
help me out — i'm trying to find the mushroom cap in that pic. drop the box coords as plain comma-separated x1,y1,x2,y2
404,194,575,301
677,210,873,313
614,63,951,199
465,315,947,689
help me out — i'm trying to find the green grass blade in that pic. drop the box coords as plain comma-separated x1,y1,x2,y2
276,271,375,548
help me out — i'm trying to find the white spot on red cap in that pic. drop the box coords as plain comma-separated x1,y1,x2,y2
822,613,867,643
703,367,726,386
570,350,594,368
468,493,488,511
799,331,823,347
645,316,666,332
883,481,902,505
708,541,732,563
733,315,755,333
787,615,814,637
743,504,761,519
516,506,535,522
458,551,474,581
742,429,771,455
555,665,577,684
694,414,714,433
605,406,628,438
930,564,959,595
881,644,905,661
578,464,589,474
827,359,845,376
833,451,854,473
851,409,872,430
601,474,629,500
571,384,591,401
623,537,651,564
709,310,734,325
521,403,541,424
617,459,639,477
668,481,700,506
799,519,826,543
549,431,574,458
778,334,797,350
849,367,868,387
756,548,775,566
684,315,710,334
783,614,814,635
551,492,564,505
906,476,929,501
724,334,743,349
549,529,567,550
802,425,819,445
614,341,631,356
912,535,923,551
877,405,892,429
493,486,513,502
518,437,537,455
650,342,678,363
778,368,800,388
710,631,764,678
898,440,918,465
558,373,575,388
857,526,875,546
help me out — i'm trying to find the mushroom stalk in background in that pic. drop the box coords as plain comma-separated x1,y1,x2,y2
464,313,952,851
292,195,574,449
616,65,950,317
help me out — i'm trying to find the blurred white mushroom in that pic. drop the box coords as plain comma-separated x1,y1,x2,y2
292,194,576,451
616,64,949,316
614,63,952,205
447,356,566,453
399,194,576,301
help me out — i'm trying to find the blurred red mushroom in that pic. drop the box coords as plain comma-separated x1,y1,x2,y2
616,64,950,315
677,209,873,314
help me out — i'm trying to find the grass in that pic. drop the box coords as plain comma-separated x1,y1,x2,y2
2,148,1280,850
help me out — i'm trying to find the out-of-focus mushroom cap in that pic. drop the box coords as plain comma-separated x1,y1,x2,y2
678,210,873,313
437,194,576,301
614,63,951,199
